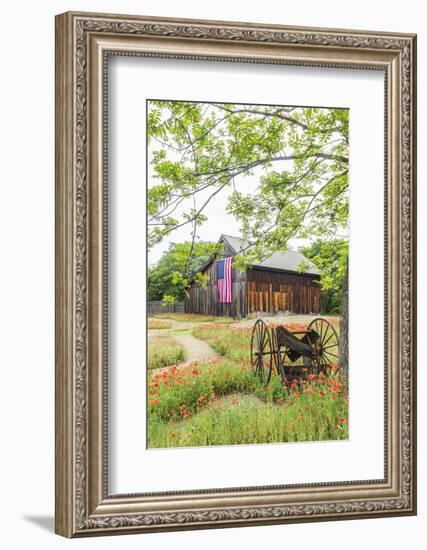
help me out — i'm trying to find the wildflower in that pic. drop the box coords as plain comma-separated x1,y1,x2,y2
319,390,325,397
170,433,177,439
150,397,160,406
179,404,187,410
293,392,300,399
339,417,348,424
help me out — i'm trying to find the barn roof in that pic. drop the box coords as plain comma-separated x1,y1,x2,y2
219,234,320,276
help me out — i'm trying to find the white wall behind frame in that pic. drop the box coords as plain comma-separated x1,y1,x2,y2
0,1,423,549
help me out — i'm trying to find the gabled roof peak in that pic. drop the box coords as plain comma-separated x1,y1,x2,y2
218,234,319,275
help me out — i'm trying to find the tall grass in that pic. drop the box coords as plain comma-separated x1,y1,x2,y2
147,359,348,446
148,386,348,448
148,318,172,329
148,318,347,448
148,336,185,370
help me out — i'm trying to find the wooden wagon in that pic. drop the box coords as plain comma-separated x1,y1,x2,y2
250,318,339,385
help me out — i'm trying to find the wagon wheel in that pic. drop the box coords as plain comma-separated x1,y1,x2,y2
250,319,273,385
306,318,339,373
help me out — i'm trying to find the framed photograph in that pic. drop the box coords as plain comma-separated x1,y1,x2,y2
55,11,417,537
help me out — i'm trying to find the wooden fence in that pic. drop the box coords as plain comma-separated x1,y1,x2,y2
147,301,185,316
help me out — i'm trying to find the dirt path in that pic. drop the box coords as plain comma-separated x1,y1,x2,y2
173,332,219,366
148,320,219,375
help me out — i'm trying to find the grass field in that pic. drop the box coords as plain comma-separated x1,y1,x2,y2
152,313,236,323
147,317,348,448
148,318,173,329
148,335,185,370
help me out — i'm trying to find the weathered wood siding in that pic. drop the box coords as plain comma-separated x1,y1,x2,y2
185,252,321,318
185,254,247,318
246,268,320,315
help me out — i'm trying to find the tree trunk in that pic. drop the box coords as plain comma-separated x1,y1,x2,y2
338,260,349,376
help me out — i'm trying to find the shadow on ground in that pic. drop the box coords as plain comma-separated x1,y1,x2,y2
23,515,54,533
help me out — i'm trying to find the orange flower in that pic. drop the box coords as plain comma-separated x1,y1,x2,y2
179,404,187,410
293,392,300,399
150,397,160,406
319,390,325,397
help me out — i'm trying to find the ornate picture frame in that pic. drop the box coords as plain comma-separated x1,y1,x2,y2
55,11,417,537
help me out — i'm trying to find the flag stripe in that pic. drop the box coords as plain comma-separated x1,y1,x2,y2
217,257,233,303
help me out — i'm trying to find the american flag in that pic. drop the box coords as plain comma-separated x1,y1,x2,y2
216,257,233,303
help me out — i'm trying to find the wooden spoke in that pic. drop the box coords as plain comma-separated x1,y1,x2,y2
250,319,273,385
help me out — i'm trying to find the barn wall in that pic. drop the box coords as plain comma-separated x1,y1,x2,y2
185,254,321,317
246,269,320,315
185,256,247,318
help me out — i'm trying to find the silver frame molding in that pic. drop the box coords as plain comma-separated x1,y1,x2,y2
55,11,417,538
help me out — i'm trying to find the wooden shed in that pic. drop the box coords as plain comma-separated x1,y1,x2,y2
185,235,321,318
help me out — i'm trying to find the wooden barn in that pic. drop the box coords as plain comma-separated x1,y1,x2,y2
185,235,321,318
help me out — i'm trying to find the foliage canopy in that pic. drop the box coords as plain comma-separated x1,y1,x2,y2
148,101,349,272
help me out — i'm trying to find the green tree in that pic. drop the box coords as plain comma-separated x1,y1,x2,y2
148,101,348,266
148,101,349,368
299,239,348,314
148,241,219,302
